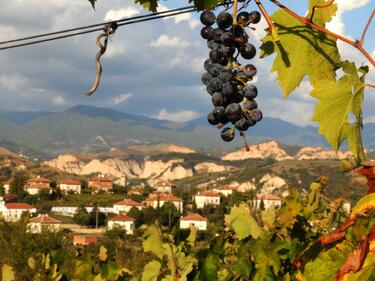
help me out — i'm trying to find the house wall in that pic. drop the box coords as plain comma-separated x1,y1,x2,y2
28,223,61,233
108,220,134,234
59,184,81,194
194,196,220,209
180,220,207,230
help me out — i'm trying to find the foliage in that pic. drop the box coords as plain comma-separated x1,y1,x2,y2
73,206,91,225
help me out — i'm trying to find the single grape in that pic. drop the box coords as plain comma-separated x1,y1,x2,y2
212,92,228,106
209,49,224,63
221,45,235,57
244,64,257,77
243,84,258,99
250,109,263,122
221,32,234,46
207,112,219,125
219,56,229,66
240,43,256,59
221,127,235,142
219,69,235,82
207,77,223,93
207,63,223,77
249,11,261,24
236,11,250,26
201,72,213,85
200,11,216,26
201,26,214,40
225,103,242,122
204,58,213,72
222,82,238,96
230,91,244,103
213,28,224,42
207,40,220,50
232,25,245,37
217,12,233,30
213,106,227,122
244,99,258,110
235,117,251,131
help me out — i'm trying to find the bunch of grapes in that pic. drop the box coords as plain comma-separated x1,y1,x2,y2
200,8,263,144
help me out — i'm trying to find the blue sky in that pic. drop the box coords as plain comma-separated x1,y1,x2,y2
0,0,373,126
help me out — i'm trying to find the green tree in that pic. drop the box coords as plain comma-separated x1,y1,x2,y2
10,172,27,195
160,202,179,227
89,205,106,227
127,207,144,227
73,206,90,225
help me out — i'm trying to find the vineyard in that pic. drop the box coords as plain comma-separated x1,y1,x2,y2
1,0,375,280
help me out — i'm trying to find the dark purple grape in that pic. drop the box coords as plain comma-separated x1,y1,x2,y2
207,40,220,50
221,127,235,142
200,11,216,26
201,72,213,85
221,32,234,46
219,69,234,82
221,45,235,57
219,56,229,66
230,91,244,103
250,109,263,122
213,106,227,122
249,11,261,24
243,85,258,99
240,43,256,59
207,112,219,125
213,28,224,42
204,58,213,72
211,92,228,106
207,63,223,77
225,103,242,122
207,77,223,94
222,82,237,96
235,117,251,131
244,99,258,110
217,12,233,29
244,64,257,77
232,25,245,37
201,26,214,40
209,49,224,63
237,11,250,26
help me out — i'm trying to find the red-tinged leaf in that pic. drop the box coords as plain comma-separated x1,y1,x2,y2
335,238,369,281
320,218,355,246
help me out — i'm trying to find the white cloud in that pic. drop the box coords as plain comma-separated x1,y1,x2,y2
51,95,67,106
111,93,133,105
150,34,191,48
157,4,199,29
104,7,140,21
152,108,200,122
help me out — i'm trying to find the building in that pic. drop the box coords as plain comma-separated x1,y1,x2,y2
180,213,207,231
2,179,12,194
154,182,176,193
194,191,221,209
113,199,143,214
28,214,62,233
253,194,282,209
213,185,235,196
25,176,51,195
88,176,113,192
128,188,144,196
73,235,97,246
0,196,37,222
144,193,183,212
107,214,135,234
58,180,81,194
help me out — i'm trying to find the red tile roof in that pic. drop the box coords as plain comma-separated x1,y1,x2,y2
60,180,80,185
5,202,33,209
147,193,182,202
73,235,97,245
2,179,12,185
27,177,50,183
26,184,50,189
256,194,281,201
196,191,220,197
29,214,61,224
89,177,113,182
114,199,142,206
110,214,135,222
216,185,235,191
181,212,207,222
128,189,144,195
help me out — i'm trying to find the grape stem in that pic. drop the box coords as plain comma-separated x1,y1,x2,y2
232,0,239,25
255,0,277,41
360,9,375,45
365,84,375,89
309,0,335,22
260,0,375,67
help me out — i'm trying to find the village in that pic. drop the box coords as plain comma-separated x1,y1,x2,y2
0,174,295,246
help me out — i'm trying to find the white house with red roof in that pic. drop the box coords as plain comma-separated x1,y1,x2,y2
154,182,176,193
27,214,62,233
88,176,113,192
194,191,221,209
0,196,36,222
128,188,144,196
213,185,235,197
108,214,135,234
113,199,143,214
180,213,207,231
144,193,183,212
25,176,51,195
254,193,282,209
58,180,81,194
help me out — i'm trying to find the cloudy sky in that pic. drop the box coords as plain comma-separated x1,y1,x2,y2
0,0,373,126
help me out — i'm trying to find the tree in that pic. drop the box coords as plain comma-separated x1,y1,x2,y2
73,206,90,225
127,207,144,227
160,202,179,227
88,205,106,227
9,172,27,195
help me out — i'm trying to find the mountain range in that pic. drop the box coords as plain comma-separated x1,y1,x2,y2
0,105,374,158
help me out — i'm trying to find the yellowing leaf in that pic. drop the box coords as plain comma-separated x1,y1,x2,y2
308,0,337,26
142,261,161,281
260,8,340,97
225,203,263,240
352,193,375,217
98,245,108,262
143,225,164,259
311,61,368,161
1,265,15,281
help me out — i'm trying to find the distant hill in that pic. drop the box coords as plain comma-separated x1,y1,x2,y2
0,105,373,156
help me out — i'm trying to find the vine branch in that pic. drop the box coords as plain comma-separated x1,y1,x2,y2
309,0,335,22
360,9,375,45
255,0,277,40
263,0,375,67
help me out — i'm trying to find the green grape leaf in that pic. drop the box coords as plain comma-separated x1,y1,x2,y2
302,241,354,281
225,203,263,240
186,225,197,247
308,0,337,26
251,243,280,281
1,265,15,281
134,0,158,12
352,193,375,217
260,8,340,97
143,225,164,259
277,198,301,228
199,254,219,281
189,0,225,11
261,206,276,230
175,251,197,279
311,61,368,161
142,261,161,281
